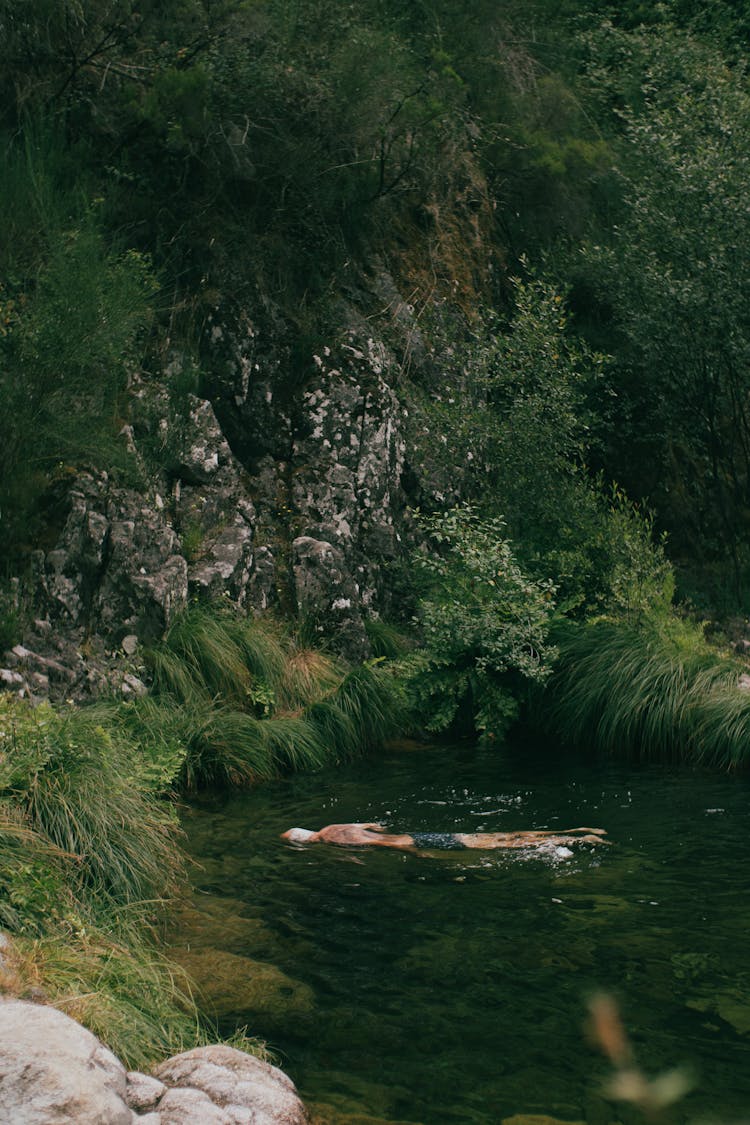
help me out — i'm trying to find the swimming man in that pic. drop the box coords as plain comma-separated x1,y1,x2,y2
281,823,608,850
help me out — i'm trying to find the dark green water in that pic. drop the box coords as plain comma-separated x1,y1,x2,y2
178,740,750,1124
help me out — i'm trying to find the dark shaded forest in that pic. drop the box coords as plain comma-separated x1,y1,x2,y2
4,0,750,604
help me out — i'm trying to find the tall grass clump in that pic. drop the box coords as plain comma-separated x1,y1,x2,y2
0,695,213,1068
149,606,255,707
2,701,182,906
546,615,750,768
142,604,408,789
330,663,408,751
7,923,204,1072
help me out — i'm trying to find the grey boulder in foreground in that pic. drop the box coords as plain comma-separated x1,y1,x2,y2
0,999,310,1124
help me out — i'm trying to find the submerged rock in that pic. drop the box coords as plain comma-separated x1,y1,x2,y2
686,991,750,1035
309,1107,425,1125
502,1116,586,1125
169,947,315,1025
168,894,278,958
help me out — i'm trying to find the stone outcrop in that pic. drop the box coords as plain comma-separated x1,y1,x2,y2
0,999,310,1125
154,1045,309,1125
1,280,425,691
292,536,369,661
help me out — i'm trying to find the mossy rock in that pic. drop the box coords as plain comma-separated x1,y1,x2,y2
310,1106,426,1125
305,1071,420,1122
168,893,277,957
686,990,750,1035
502,1115,586,1125
170,946,314,1026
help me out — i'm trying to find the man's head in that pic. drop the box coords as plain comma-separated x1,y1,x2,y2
282,827,317,844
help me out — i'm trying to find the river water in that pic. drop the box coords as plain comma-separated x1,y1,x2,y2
177,739,750,1124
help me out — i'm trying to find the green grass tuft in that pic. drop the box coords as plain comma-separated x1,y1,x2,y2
141,606,408,787
365,617,413,660
1,701,183,907
546,615,750,768
156,607,253,708
329,663,407,751
306,698,361,760
261,715,329,772
186,707,277,789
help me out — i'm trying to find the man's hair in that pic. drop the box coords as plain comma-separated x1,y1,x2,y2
285,827,316,844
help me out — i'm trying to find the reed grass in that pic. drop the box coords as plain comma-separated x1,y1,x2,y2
546,615,750,767
224,615,289,696
261,715,329,771
142,606,408,787
365,617,413,659
1,701,183,906
9,923,201,1070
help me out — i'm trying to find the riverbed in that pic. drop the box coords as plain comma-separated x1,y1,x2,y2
176,738,750,1124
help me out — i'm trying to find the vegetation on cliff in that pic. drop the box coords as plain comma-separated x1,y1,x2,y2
4,0,750,599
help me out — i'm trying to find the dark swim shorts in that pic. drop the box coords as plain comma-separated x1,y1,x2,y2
410,832,467,850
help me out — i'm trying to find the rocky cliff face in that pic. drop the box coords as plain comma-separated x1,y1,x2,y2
1,277,432,700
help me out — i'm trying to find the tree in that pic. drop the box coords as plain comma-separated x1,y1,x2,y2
575,23,750,598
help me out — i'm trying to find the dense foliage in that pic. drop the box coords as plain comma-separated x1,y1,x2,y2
6,2,750,1082
5,0,750,592
402,508,557,740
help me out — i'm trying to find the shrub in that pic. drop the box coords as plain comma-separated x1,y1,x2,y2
403,507,557,740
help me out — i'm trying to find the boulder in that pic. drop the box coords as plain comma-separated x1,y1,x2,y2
0,999,310,1124
0,999,132,1124
153,1045,310,1125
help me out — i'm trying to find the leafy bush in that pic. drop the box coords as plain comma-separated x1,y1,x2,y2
403,507,557,740
574,21,750,596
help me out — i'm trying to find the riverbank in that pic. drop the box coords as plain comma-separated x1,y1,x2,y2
0,608,405,1072
3,599,750,1114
